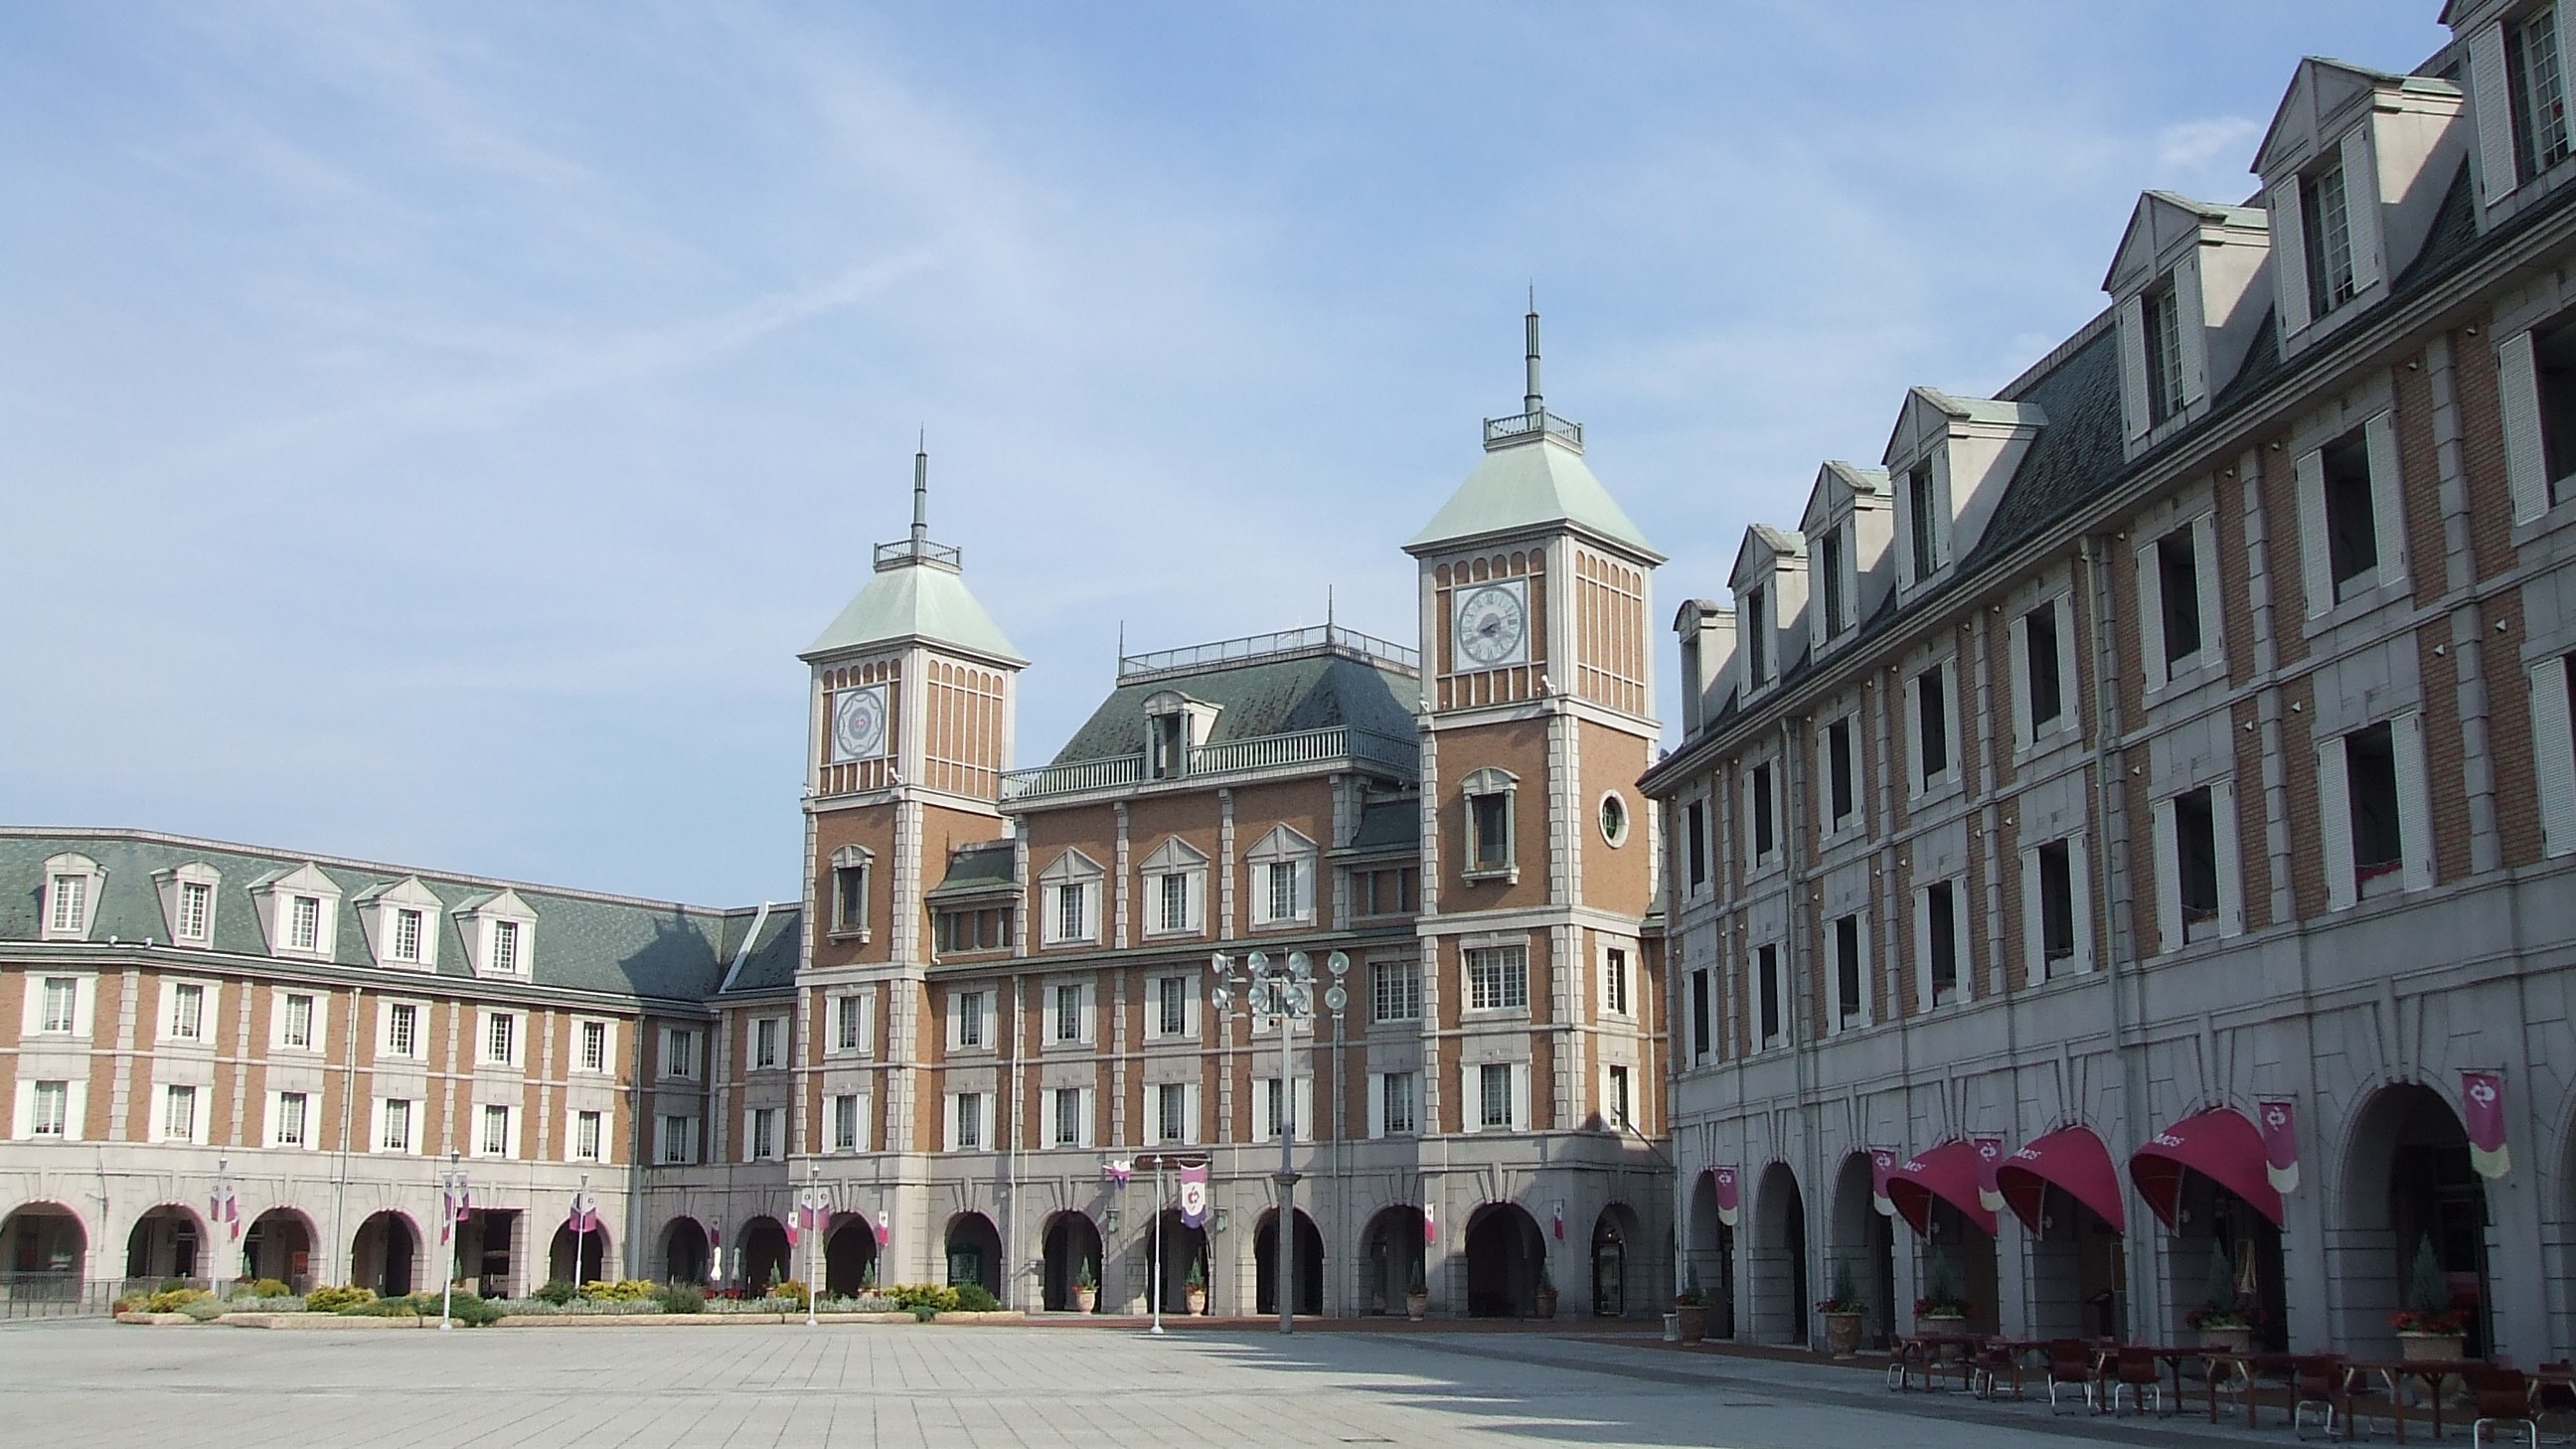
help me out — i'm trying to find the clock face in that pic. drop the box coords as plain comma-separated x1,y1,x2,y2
1453,579,1530,670
830,684,889,763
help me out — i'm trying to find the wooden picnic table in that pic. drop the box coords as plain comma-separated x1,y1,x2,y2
2336,1357,2484,1443
2198,1350,2309,1428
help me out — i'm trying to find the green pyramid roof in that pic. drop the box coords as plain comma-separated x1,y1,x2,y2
802,559,1024,666
1405,431,1660,561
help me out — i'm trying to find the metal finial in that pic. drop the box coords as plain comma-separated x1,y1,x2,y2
911,433,929,548
1524,289,1543,416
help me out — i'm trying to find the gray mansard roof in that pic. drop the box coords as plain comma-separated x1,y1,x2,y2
1049,652,1419,768
0,828,783,1007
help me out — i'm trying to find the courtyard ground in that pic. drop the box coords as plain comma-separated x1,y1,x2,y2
0,1320,2313,1448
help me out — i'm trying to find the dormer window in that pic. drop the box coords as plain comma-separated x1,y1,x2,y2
1142,690,1219,780
1817,528,1847,639
1906,464,1946,581
455,888,538,980
251,863,342,962
1741,585,1769,687
2143,282,2185,425
393,908,423,963
355,876,441,971
152,862,222,947
2302,157,2357,319
39,855,104,942
2507,8,2573,182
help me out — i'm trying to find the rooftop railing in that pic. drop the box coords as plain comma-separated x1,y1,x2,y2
1116,623,1418,682
1481,408,1584,450
874,538,964,571
1000,724,1418,802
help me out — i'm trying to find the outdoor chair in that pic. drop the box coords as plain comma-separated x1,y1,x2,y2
1971,1342,2023,1400
2105,1348,2164,1416
2471,1368,2539,1449
2292,1356,2356,1440
2042,1340,2097,1413
2532,1364,2576,1443
1885,1337,1930,1392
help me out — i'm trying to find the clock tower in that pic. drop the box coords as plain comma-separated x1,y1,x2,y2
1403,302,1664,1145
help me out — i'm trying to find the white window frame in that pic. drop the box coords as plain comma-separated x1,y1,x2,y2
1048,1085,1096,1149
655,1112,700,1166
1907,656,1961,797
829,993,873,1056
949,989,996,1053
1371,958,1422,1025
745,1105,781,1162
1249,1075,1313,1144
2010,591,2080,757
944,1091,991,1153
1821,709,1863,840
1369,1069,1420,1139
380,1000,425,1060
373,1096,418,1155
2152,783,2242,954
268,1089,315,1151
1149,975,1198,1041
273,989,319,1053
1752,940,1788,1051
1461,768,1520,883
752,1014,787,1069
157,1082,206,1145
480,1009,520,1068
161,980,212,1046
2317,712,2433,910
39,855,103,942
1464,944,1530,1014
477,1101,518,1159
455,889,538,980
1600,944,1632,1019
2533,651,2576,858
568,1107,605,1163
1744,754,1783,873
660,1025,701,1080
1464,1059,1531,1134
1245,825,1319,929
1138,837,1208,938
2137,514,2224,695
1913,878,1970,1013
829,844,873,939
17,1079,80,1142
1045,981,1091,1046
574,1019,613,1075
1828,910,1871,1033
1039,850,1104,946
1148,1080,1199,1147
2295,410,2408,623
1897,456,1954,590
25,974,96,1040
2023,832,2100,977
830,1092,868,1154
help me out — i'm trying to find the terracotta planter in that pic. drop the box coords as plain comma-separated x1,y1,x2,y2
1184,1287,1207,1317
1073,1287,1097,1314
2198,1325,2252,1356
1823,1311,1864,1359
1403,1290,1428,1322
1919,1313,1968,1358
2399,1332,2465,1363
1675,1303,1709,1341
1533,1289,1558,1320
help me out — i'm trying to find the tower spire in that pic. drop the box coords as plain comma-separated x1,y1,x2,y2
911,429,929,550
1523,285,1543,417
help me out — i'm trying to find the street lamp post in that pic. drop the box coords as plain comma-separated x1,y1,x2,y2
798,1161,828,1329
1208,948,1348,1336
210,1156,238,1287
437,1152,468,1332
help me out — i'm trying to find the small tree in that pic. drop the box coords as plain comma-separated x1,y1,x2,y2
1819,1258,1864,1314
2184,1240,2246,1328
1405,1255,1427,1296
2390,1234,2464,1335
1074,1257,1096,1291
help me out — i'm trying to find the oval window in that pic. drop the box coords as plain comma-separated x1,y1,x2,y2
1599,792,1629,847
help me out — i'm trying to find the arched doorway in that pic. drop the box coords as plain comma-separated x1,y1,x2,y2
241,1208,315,1291
1041,1212,1102,1312
1253,1208,1323,1317
1591,1204,1642,1316
738,1216,790,1293
661,1217,711,1285
825,1215,879,1298
1827,1154,1895,1351
1751,1164,1809,1344
1464,1202,1545,1318
1685,1169,1737,1337
944,1212,1003,1299
350,1211,417,1297
548,1222,609,1286
1919,1199,2002,1337
2340,1082,2491,1356
0,1203,85,1295
124,1205,205,1284
1359,1206,1425,1315
1144,1208,1210,1315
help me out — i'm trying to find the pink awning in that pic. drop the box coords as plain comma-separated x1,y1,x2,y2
2129,1107,2285,1228
1996,1125,2127,1233
1885,1140,1999,1237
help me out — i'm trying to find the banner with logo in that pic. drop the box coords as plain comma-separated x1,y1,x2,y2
2258,1099,2301,1194
1711,1166,1739,1228
440,1187,471,1246
1422,1202,1437,1245
210,1183,241,1242
1869,1148,1898,1217
568,1191,598,1235
1177,1164,1209,1228
1974,1137,2006,1215
2464,1070,2510,1179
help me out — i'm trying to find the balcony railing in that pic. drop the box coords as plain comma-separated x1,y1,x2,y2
1118,624,1418,683
874,538,964,571
1000,725,1418,802
1482,408,1583,450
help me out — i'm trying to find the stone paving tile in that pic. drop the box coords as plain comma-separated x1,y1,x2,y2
0,1320,2309,1449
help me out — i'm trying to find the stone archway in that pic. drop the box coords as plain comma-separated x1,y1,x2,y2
1252,1208,1323,1317
661,1217,711,1285
351,1210,418,1297
825,1215,879,1298
1750,1163,1809,1345
1591,1203,1643,1317
1463,1202,1545,1318
1144,1208,1209,1315
1685,1169,1736,1337
738,1216,791,1293
124,1205,206,1284
2336,1081,2492,1356
943,1212,1003,1299
1827,1153,1895,1350
1358,1205,1425,1315
1040,1212,1101,1312
548,1222,609,1286
241,1208,316,1291
0,1203,86,1293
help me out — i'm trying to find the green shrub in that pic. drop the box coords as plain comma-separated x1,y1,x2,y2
305,1284,376,1313
582,1278,657,1303
447,1292,504,1328
181,1296,227,1322
532,1278,579,1306
767,1279,811,1310
651,1283,706,1315
141,1288,213,1314
882,1283,959,1313
230,1278,293,1301
909,1304,938,1322
343,1294,420,1317
112,1293,143,1315
951,1283,1000,1313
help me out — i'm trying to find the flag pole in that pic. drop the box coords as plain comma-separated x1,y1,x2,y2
1150,1157,1165,1338
439,1151,461,1332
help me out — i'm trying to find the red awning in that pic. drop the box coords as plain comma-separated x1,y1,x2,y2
2129,1107,2285,1228
1885,1140,1998,1238
1996,1125,2127,1233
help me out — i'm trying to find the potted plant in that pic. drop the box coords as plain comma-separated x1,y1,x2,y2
1403,1257,1429,1322
1073,1257,1098,1314
1816,1260,1867,1359
1673,1269,1710,1343
2184,1241,2252,1356
1914,1249,1970,1357
1533,1260,1558,1320
2391,1234,2467,1362
1184,1257,1208,1317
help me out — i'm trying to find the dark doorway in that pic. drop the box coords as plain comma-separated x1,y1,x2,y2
1144,1208,1210,1314
124,1206,202,1283
945,1212,1003,1299
1360,1206,1425,1315
739,1216,790,1293
548,1222,608,1285
825,1216,879,1298
351,1211,416,1297
662,1217,711,1285
1041,1212,1102,1312
1592,1205,1642,1316
1253,1208,1324,1317
242,1208,315,1291
1464,1202,1545,1318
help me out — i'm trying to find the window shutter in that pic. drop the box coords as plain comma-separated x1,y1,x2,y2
2119,294,2153,441
1297,1077,1313,1140
2341,128,2381,294
2154,796,2183,954
943,1094,960,1153
2136,542,2168,687
1944,661,1961,778
2009,612,2032,749
1459,1062,1479,1133
2472,23,2517,206
1510,1062,1531,1132
2212,779,2245,937
2296,445,2333,617
2176,257,2210,404
1189,870,1206,930
2392,711,2433,892
983,994,999,1051
2018,846,2044,982
1079,1087,1096,1150
2533,658,2576,857
2364,410,2406,588
2069,835,2095,970
2319,736,2355,911
1295,859,1314,918
1366,1073,1386,1140
2055,593,2081,735
1911,887,1932,1014
2194,517,2223,664
2271,177,2312,336
2498,330,2553,522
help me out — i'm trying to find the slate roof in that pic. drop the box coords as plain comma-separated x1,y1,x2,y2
714,903,803,997
1049,652,1420,767
0,828,760,1006
927,841,1019,899
1343,798,1420,854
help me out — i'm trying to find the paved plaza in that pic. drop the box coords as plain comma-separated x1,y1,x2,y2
0,1321,2304,1449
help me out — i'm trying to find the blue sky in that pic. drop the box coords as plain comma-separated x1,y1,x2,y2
0,2,2454,905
